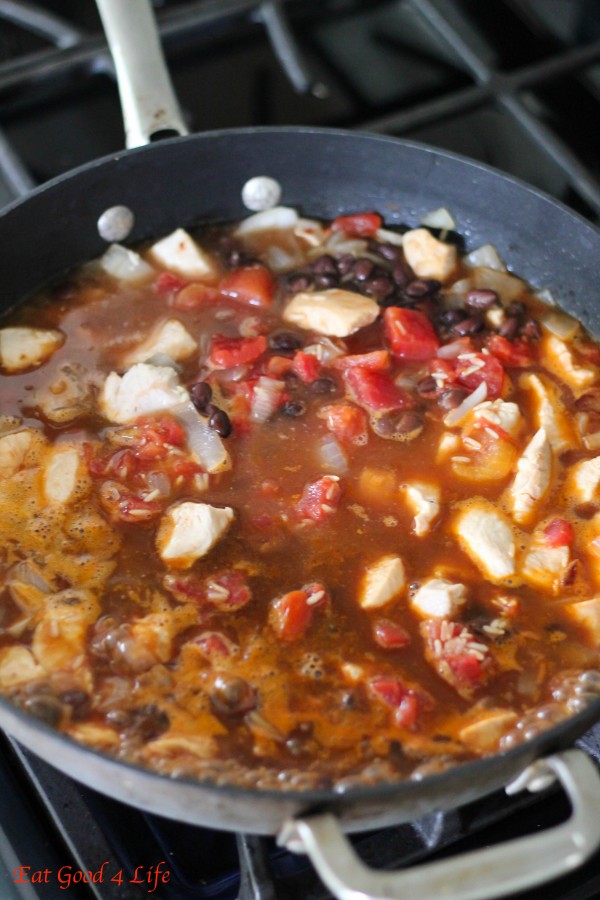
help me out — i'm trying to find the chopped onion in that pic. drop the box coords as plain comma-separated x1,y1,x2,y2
303,337,347,364
262,244,302,273
540,310,580,340
295,217,327,247
374,227,404,246
234,206,298,236
444,381,488,427
144,352,182,372
535,287,557,307
317,435,348,474
420,207,457,231
437,337,473,359
8,561,52,594
251,377,284,423
145,471,171,497
99,243,154,282
465,244,506,272
239,316,262,338
470,266,525,303
172,400,230,473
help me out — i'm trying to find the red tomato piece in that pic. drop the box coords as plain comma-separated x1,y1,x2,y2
99,481,162,523
204,570,252,612
133,416,187,460
331,212,382,237
344,366,414,412
163,573,207,605
543,518,574,548
372,619,411,650
455,353,506,399
192,631,239,662
486,334,535,367
296,475,342,523
153,271,187,297
220,265,275,307
291,350,321,384
269,589,313,641
394,693,419,730
368,675,406,707
334,350,391,372
384,307,440,361
321,402,369,446
445,653,486,689
209,334,267,369
170,282,220,311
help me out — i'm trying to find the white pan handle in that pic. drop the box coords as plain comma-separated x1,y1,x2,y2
278,749,600,900
95,0,188,148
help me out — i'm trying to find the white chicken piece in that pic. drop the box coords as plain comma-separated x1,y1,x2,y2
42,444,90,506
508,428,552,525
99,363,188,424
401,481,441,537
0,429,36,478
0,646,45,689
0,327,64,372
358,555,406,609
99,243,154,282
436,432,460,462
148,228,219,281
520,539,570,595
469,398,523,438
283,288,380,338
565,456,600,504
541,334,597,393
564,597,600,643
67,723,120,751
453,501,516,583
157,501,235,568
32,590,99,690
410,578,467,619
459,710,518,752
402,228,458,281
519,373,577,454
122,318,198,367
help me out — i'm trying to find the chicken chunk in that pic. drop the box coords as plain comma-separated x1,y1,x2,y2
0,646,45,689
469,399,523,438
508,428,552,525
402,228,458,282
401,481,441,536
99,363,188,424
453,501,516,583
565,456,600,504
148,228,219,281
459,710,518,752
283,289,380,338
30,362,93,424
410,578,467,619
0,429,36,478
358,555,406,609
157,501,235,568
520,538,570,595
99,243,154,282
42,444,90,506
564,597,600,643
0,327,64,372
519,373,578,453
541,334,597,394
122,318,198,367
32,590,99,690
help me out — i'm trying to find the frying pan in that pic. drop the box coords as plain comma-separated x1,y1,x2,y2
1,2,600,897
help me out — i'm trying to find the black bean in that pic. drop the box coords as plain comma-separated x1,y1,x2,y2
211,675,257,716
440,308,467,327
521,318,542,339
371,410,423,440
465,288,499,309
61,689,91,720
106,709,131,729
286,273,312,293
190,381,213,412
451,315,484,336
366,276,394,300
268,331,303,352
23,694,63,727
282,399,307,417
311,377,337,395
507,300,525,317
352,258,374,281
374,242,402,262
499,316,520,339
208,408,232,438
311,254,338,276
337,253,355,276
314,274,338,290
417,376,437,395
129,704,170,740
438,388,469,410
405,278,441,299
391,263,410,287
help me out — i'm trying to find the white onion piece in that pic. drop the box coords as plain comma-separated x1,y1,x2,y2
8,561,52,594
263,244,301,273
420,207,457,231
437,338,473,359
444,381,488,427
234,206,298,235
374,227,404,246
172,400,230,473
145,471,171,497
317,435,348,474
295,218,326,247
465,244,507,272
251,377,284,423
470,266,525,304
535,287,557,307
144,352,182,372
303,337,347,364
99,243,154,282
540,310,580,340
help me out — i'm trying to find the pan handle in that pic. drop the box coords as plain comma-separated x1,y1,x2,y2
95,0,188,148
278,749,600,900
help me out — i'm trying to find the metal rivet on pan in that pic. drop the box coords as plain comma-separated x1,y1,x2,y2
241,176,282,212
97,205,135,242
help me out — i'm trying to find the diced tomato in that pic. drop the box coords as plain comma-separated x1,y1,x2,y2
220,265,275,307
445,652,486,689
132,416,186,460
296,475,342,523
163,573,206,605
269,584,328,642
86,446,139,479
372,619,411,649
368,675,406,707
486,334,535,367
334,350,391,372
367,676,425,730
472,415,514,444
455,352,505,399
170,282,220,311
209,334,267,369
384,308,440,361
153,271,187,297
344,366,414,412
320,402,369,446
99,481,162,523
204,570,252,612
331,212,382,237
394,693,419,729
543,518,574,548
192,631,239,662
291,350,321,384
421,620,491,698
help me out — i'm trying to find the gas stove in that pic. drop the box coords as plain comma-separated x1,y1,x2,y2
2,2,600,899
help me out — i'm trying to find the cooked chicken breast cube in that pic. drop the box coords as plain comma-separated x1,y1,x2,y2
469,399,523,438
358,555,406,609
453,501,516,583
459,710,518,752
436,432,460,462
148,228,219,281
99,243,154,282
402,228,458,281
123,318,198,367
520,373,577,453
521,541,570,594
32,590,99,689
0,646,44,688
0,429,35,478
410,578,467,619
157,501,235,568
566,456,600,504
541,334,597,393
402,481,441,536
43,444,90,506
0,327,64,372
564,597,600,642
99,363,188,424
508,428,552,524
283,289,380,337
